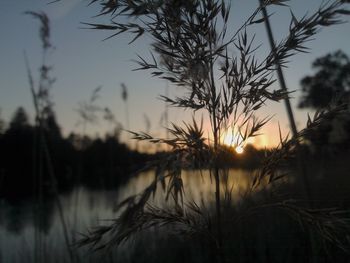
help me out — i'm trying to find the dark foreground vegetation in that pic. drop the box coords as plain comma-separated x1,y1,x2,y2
72,0,350,262
2,0,350,262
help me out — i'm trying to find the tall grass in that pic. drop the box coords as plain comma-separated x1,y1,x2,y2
51,0,350,261
23,11,75,262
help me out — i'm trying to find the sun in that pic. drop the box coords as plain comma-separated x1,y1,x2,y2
235,145,244,154
222,128,253,154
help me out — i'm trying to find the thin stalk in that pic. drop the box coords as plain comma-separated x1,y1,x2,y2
259,0,312,203
125,101,130,131
259,4,315,257
209,35,223,262
73,122,86,243
258,0,297,137
32,123,38,263
165,81,169,140
121,83,131,149
24,53,75,262
38,129,44,263
27,53,42,263
41,131,74,262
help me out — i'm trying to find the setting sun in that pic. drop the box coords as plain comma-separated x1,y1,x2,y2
222,127,258,154
235,146,244,154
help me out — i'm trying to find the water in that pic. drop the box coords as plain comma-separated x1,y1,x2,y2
0,169,254,262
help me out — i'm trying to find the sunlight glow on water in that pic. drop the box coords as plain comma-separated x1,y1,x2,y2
117,169,255,207
0,169,255,262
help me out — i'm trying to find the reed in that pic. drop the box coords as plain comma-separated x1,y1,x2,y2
72,0,350,261
24,11,75,262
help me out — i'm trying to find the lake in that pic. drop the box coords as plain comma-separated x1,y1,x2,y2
0,169,255,262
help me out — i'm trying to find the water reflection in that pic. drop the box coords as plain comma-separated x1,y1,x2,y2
118,169,254,207
0,169,253,262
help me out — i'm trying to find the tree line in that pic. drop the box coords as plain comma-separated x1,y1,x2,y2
0,106,152,200
0,106,272,201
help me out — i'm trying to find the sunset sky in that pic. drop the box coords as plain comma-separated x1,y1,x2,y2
1,0,350,149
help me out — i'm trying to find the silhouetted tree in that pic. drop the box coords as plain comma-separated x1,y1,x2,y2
0,108,5,134
43,108,62,140
0,107,35,199
9,107,31,131
299,50,350,152
299,50,350,109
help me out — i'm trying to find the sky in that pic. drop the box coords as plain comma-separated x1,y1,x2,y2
0,0,350,149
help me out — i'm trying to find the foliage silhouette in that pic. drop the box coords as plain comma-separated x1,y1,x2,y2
299,50,350,109
9,107,30,131
298,50,350,152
